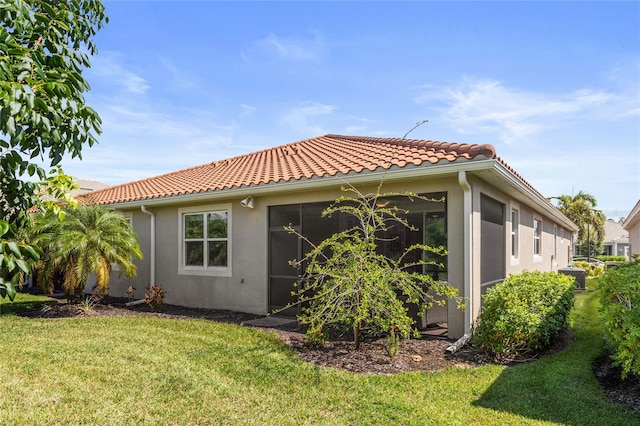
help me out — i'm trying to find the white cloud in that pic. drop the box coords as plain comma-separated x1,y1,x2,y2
280,102,338,135
58,100,240,185
253,32,325,62
239,104,257,117
158,56,198,90
91,52,150,95
416,77,615,144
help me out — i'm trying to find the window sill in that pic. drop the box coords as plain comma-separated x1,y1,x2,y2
179,267,231,278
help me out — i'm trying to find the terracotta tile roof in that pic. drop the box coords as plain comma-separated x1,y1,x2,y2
79,134,498,205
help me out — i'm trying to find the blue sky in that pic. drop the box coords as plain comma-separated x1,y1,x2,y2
60,1,639,219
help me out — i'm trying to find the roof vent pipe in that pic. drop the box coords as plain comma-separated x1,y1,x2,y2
447,171,473,354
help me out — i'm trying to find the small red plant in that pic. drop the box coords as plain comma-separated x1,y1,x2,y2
144,285,165,311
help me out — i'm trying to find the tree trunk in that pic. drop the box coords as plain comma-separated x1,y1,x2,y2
354,321,361,350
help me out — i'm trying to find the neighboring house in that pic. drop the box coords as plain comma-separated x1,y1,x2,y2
79,135,577,339
623,199,640,259
35,177,109,203
602,219,629,259
71,179,110,197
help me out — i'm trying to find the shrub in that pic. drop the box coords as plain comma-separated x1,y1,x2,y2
597,255,627,263
305,323,328,348
145,285,165,311
598,262,640,379
474,271,576,359
573,261,604,278
591,265,605,277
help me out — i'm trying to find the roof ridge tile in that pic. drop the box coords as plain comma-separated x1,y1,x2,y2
79,134,503,205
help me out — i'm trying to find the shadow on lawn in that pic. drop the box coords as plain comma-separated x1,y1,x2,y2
473,287,640,425
473,361,639,425
0,298,54,316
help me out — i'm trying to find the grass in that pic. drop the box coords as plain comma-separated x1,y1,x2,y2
0,282,637,425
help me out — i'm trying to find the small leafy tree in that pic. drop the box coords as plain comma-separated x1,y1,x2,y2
0,0,107,300
285,183,461,349
31,204,142,300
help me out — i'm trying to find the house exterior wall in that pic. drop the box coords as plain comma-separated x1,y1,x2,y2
628,220,640,258
472,177,573,275
465,177,573,338
108,173,573,339
623,200,640,259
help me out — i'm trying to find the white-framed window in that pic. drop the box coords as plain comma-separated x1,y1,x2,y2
178,204,231,277
533,218,542,257
511,208,519,259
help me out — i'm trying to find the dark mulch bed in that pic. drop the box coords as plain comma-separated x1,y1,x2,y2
593,353,640,411
16,296,639,411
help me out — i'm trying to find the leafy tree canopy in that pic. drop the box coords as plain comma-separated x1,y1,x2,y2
0,1,107,300
0,0,107,225
550,190,606,249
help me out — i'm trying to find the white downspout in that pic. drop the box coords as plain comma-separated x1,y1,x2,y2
447,171,473,354
126,205,155,307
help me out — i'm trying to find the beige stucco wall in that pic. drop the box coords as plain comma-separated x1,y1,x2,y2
107,173,573,339
623,200,640,258
473,178,573,273
628,220,640,258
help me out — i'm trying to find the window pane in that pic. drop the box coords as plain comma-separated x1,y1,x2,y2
208,241,228,267
207,212,228,238
185,241,204,266
185,214,204,238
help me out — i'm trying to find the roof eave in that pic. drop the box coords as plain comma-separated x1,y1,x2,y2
622,199,640,230
97,160,493,209
479,162,579,232
99,158,576,232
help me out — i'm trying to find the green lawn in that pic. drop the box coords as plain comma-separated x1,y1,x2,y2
1,282,637,425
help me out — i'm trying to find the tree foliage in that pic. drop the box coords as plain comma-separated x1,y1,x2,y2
0,0,107,222
285,184,461,349
30,204,142,300
0,0,107,300
0,219,39,301
598,260,640,379
551,191,605,253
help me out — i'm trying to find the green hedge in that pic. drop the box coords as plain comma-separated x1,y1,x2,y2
598,262,640,379
573,261,605,278
474,271,576,359
596,255,627,263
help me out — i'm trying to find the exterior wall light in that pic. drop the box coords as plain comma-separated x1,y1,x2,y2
241,195,254,208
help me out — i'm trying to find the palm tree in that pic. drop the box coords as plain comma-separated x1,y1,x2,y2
550,191,606,256
31,204,142,299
